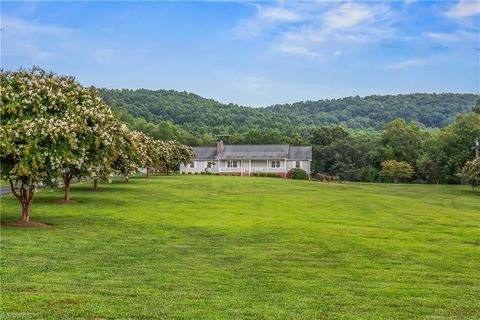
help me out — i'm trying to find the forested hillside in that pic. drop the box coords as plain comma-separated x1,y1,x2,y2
99,89,477,134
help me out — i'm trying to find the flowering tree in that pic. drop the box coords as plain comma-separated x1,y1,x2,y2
89,119,125,191
1,68,120,224
461,158,480,190
38,76,119,201
112,127,146,182
168,141,195,173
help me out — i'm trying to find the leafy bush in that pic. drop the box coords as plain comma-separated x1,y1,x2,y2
380,160,414,183
316,173,340,182
187,172,192,175
287,168,308,180
460,158,480,190
200,172,206,175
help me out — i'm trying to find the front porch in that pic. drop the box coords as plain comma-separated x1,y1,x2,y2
216,159,288,177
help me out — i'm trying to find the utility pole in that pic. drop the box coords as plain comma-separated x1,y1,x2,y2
474,137,480,159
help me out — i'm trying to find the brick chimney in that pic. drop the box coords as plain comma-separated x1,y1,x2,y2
216,140,224,155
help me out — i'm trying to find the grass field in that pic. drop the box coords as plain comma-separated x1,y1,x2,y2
1,176,479,319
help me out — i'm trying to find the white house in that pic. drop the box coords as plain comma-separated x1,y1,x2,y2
180,141,312,178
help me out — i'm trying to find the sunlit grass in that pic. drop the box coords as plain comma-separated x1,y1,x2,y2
1,176,479,319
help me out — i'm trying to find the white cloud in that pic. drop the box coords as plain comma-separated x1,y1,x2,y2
235,4,302,38
323,3,385,30
271,3,392,59
1,17,71,35
274,43,322,58
258,6,302,23
387,59,428,69
235,2,393,59
1,17,72,61
425,30,478,41
446,0,480,18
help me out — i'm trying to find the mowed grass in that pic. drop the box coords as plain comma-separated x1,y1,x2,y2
1,176,479,319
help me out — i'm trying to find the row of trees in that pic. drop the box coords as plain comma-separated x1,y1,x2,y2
1,68,194,223
310,110,480,184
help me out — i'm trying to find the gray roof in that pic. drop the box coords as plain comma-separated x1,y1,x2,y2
192,145,312,160
191,147,217,159
220,145,290,160
288,146,312,160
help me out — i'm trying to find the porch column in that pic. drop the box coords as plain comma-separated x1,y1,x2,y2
266,160,269,173
241,160,243,176
217,159,220,174
249,160,251,176
284,158,287,178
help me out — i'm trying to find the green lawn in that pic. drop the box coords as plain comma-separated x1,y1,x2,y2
1,176,479,319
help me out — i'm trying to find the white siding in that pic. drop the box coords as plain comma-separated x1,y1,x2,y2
180,159,311,176
286,160,310,172
180,160,213,174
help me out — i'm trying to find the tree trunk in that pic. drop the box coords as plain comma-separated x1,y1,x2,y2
9,178,34,222
21,203,30,222
124,176,129,183
146,168,150,178
93,179,99,191
64,174,72,201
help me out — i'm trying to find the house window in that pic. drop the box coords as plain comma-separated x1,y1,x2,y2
295,161,301,168
207,161,215,168
189,162,195,168
271,160,280,168
227,160,238,168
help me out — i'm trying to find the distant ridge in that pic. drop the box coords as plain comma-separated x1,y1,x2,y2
98,88,478,133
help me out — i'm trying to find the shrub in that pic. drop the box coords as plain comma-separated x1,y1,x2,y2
206,172,212,175
316,173,340,182
380,160,414,183
187,172,192,175
287,168,307,180
194,172,199,175
200,172,206,175
460,158,480,190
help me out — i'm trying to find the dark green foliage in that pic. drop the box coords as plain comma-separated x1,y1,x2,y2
99,88,478,184
99,89,477,133
287,168,307,180
380,119,426,164
311,126,381,182
473,98,480,114
424,113,480,183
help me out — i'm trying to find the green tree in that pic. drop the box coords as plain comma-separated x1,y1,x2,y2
380,160,414,183
426,113,480,183
380,119,426,165
473,98,480,114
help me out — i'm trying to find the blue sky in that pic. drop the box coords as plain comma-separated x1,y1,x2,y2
2,1,479,107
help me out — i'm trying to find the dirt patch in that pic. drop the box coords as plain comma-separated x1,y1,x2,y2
2,220,52,228
54,199,79,204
